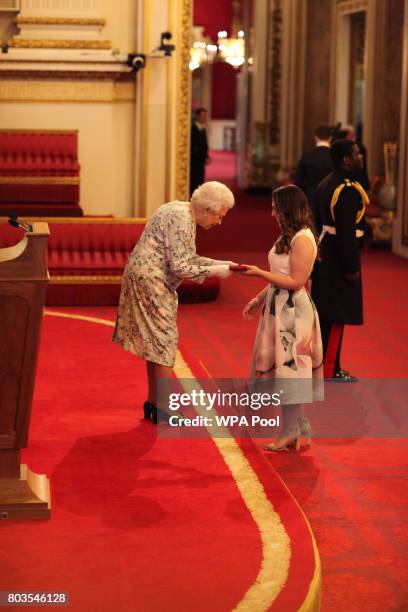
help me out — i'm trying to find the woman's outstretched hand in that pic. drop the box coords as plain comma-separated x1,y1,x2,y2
242,265,262,276
243,298,261,320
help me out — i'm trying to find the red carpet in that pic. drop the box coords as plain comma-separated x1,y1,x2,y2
176,246,408,611
265,438,408,611
197,150,278,254
0,311,320,611
206,149,237,190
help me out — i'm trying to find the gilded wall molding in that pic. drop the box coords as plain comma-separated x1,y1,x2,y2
15,17,106,26
336,0,367,15
0,129,77,134
9,39,111,49
49,275,123,284
0,177,80,185
175,0,192,201
0,80,135,103
267,0,282,148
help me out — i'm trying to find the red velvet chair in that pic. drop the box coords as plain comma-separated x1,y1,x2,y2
0,130,82,217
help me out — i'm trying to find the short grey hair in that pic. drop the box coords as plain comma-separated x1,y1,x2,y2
191,181,235,214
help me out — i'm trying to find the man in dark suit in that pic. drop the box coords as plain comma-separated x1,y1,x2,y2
190,107,209,196
294,125,333,220
312,138,369,382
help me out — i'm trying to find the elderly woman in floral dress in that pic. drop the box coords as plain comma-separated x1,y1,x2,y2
113,181,235,423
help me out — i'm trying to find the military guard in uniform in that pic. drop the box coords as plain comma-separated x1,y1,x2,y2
312,138,369,381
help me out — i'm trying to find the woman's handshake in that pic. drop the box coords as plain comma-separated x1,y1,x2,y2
207,264,233,279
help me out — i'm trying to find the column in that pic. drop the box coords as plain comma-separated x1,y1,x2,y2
364,0,387,176
266,0,284,177
279,0,307,174
242,0,268,189
134,0,192,218
251,0,269,125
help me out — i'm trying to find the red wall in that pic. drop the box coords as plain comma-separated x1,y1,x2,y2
193,0,237,120
211,62,237,120
193,0,233,40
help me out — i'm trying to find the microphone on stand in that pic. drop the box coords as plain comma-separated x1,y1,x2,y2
8,216,33,233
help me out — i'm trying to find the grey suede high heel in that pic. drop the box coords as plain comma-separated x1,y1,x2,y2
264,417,312,452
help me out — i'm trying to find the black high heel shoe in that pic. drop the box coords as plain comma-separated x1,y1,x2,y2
143,401,156,420
143,401,184,426
143,402,171,425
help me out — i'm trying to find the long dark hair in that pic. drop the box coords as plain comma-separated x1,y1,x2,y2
273,185,317,254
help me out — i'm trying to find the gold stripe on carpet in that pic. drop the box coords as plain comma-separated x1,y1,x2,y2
45,310,115,327
174,351,292,611
43,309,320,611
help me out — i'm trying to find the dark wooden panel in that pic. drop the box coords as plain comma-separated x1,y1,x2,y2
0,450,19,478
0,295,29,438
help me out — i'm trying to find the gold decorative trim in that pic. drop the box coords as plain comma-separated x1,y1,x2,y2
0,80,135,103
45,310,115,328
268,0,283,146
275,470,322,612
174,351,292,610
49,275,122,284
0,177,79,185
9,39,111,50
336,0,367,15
0,129,78,134
15,17,106,27
175,0,192,201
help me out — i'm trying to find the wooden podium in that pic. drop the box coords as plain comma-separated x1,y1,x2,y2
0,222,51,520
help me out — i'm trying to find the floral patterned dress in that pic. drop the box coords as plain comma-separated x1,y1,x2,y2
113,201,218,367
251,228,323,402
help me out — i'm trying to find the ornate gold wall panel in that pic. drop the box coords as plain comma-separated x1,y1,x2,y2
0,177,80,185
174,0,192,202
267,0,283,147
15,17,106,26
9,39,111,49
0,80,135,103
336,0,367,14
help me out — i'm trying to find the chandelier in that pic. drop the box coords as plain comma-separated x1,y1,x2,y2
189,26,218,71
217,29,245,68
